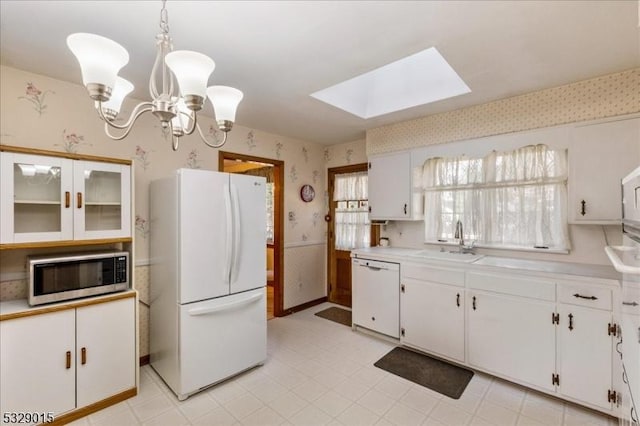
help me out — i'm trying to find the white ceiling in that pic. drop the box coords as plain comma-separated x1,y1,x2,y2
1,1,638,145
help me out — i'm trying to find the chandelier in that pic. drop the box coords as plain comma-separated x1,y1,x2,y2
66,0,243,150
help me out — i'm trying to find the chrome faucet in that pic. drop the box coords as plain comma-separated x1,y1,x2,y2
454,220,464,247
454,220,476,254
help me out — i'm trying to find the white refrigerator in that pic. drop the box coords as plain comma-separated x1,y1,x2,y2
149,168,267,401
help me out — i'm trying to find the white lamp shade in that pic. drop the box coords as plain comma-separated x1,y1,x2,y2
67,33,129,90
97,77,134,114
206,86,243,122
171,98,191,131
165,50,215,99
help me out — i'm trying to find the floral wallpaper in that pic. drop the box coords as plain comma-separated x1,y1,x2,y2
0,65,360,355
367,68,640,154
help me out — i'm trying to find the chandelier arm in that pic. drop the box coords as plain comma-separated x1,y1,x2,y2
103,121,140,141
168,120,179,151
182,110,198,136
195,120,228,149
97,101,154,130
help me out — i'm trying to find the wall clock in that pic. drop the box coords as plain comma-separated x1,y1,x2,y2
300,184,315,202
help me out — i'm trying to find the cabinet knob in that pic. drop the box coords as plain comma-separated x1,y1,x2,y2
371,317,375,321
65,191,71,208
456,293,460,307
472,296,476,310
403,204,407,215
77,192,83,209
81,347,87,365
65,351,71,369
580,200,586,216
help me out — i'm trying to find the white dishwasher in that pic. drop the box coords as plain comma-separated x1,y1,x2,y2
352,258,400,338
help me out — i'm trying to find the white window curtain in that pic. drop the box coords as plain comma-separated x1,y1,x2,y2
422,144,570,250
334,171,370,250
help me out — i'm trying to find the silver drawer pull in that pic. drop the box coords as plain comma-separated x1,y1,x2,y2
623,301,639,306
366,266,382,271
573,293,598,300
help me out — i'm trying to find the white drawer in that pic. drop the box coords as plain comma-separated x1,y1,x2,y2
467,272,555,301
622,287,640,315
401,263,465,287
557,283,612,311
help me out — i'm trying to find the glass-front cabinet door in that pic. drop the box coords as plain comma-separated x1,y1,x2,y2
0,153,74,243
73,161,131,240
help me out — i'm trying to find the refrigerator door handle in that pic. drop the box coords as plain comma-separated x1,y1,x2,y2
223,184,233,283
187,292,263,316
230,183,241,285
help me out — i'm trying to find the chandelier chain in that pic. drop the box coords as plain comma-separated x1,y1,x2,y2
160,0,169,34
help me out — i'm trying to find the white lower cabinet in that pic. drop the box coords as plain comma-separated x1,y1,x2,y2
76,298,136,407
352,259,400,338
0,310,76,416
557,304,613,410
401,278,465,362
467,290,557,391
0,295,136,419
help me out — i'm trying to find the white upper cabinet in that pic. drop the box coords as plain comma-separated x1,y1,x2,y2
0,153,74,243
368,151,414,220
0,151,131,244
568,116,640,224
73,160,131,240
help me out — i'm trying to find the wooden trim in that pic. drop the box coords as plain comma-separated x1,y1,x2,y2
0,144,132,165
0,290,136,321
140,354,150,366
44,387,137,425
283,296,328,315
219,151,285,318
218,150,285,168
0,237,132,250
326,163,369,305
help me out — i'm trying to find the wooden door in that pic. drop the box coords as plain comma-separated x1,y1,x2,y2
327,164,378,307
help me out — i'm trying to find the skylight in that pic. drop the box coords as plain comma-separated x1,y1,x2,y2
310,47,471,119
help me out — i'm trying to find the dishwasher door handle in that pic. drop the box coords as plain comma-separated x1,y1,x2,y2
366,265,383,271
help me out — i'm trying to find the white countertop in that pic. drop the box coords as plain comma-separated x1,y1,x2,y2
0,289,137,318
351,247,621,283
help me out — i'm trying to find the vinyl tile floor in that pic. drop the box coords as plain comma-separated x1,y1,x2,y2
70,303,618,426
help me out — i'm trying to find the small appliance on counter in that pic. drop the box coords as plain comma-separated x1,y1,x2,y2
28,250,129,306
605,164,640,425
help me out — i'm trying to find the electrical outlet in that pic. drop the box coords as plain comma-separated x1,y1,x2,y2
288,211,296,221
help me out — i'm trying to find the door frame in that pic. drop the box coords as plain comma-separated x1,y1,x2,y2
218,151,284,317
326,163,378,306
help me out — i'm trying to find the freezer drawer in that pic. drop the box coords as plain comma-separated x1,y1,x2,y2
177,287,267,399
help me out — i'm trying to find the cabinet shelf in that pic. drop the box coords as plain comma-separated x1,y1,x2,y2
84,202,122,206
13,199,61,205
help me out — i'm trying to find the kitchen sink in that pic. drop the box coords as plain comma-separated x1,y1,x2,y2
411,249,485,263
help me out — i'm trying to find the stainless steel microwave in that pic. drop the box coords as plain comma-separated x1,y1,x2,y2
28,251,129,306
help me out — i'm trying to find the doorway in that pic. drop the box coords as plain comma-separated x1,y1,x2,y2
219,151,284,319
327,164,378,307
